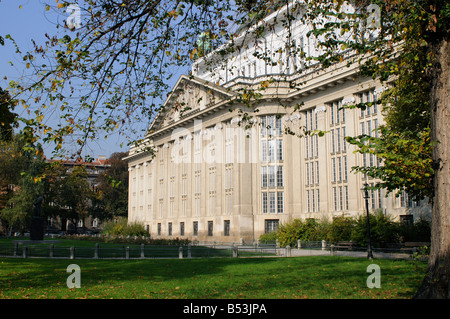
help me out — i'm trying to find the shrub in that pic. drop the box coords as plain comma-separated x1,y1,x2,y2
102,218,149,237
351,212,400,247
327,216,356,243
275,218,321,247
259,231,278,244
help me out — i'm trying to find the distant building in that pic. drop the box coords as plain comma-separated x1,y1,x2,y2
125,2,431,243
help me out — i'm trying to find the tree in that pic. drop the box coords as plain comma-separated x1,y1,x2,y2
92,151,129,221
299,0,449,298
52,165,94,232
0,87,18,142
0,133,46,234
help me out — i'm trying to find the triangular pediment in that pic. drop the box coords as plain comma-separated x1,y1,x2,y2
147,75,236,135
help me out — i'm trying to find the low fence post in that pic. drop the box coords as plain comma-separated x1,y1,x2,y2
13,243,18,257
297,240,301,249
322,240,327,251
70,246,75,260
286,245,291,257
126,246,130,259
330,244,335,256
233,245,238,258
49,244,54,258
179,246,183,259
140,243,145,258
94,243,99,259
22,246,27,258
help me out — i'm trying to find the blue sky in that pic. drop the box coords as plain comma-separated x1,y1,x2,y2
0,0,188,159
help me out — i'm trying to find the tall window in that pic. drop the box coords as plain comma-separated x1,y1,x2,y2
193,221,198,236
224,220,230,236
260,115,284,214
305,108,320,212
225,123,233,215
328,99,348,212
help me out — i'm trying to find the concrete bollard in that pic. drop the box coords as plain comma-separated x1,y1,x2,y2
322,240,326,251
94,243,99,259
22,246,28,258
70,246,75,259
286,245,291,257
330,244,335,256
297,240,302,249
233,245,238,258
140,243,145,258
126,246,130,259
179,246,183,259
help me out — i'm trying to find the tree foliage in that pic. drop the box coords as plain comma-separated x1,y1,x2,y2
92,151,129,220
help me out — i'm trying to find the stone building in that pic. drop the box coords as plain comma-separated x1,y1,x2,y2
124,2,430,243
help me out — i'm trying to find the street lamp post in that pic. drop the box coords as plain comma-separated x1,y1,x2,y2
363,183,374,259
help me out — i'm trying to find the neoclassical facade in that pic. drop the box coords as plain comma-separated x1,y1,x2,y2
125,3,429,243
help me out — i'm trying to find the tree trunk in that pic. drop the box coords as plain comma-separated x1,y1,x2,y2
414,37,450,299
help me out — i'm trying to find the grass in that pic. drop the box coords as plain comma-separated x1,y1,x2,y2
0,256,427,299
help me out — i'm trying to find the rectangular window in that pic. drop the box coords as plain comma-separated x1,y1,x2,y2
168,222,172,236
315,161,319,184
316,189,320,212
277,192,284,213
333,187,337,211
307,190,310,213
277,166,283,187
277,139,283,161
268,166,276,187
193,221,198,236
157,223,161,236
261,116,267,137
306,163,310,185
345,186,349,210
265,219,279,233
268,139,275,161
180,222,185,236
261,140,267,162
344,156,348,180
262,192,268,214
269,192,276,214
261,166,267,188
276,117,282,136
208,221,213,236
224,220,230,236
331,129,335,153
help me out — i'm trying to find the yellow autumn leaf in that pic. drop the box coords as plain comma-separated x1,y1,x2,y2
57,3,64,9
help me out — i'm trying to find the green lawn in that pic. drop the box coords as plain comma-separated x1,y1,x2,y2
0,256,426,299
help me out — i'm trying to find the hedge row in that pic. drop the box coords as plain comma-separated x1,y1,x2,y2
259,212,431,248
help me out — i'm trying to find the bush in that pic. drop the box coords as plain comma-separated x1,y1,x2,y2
258,213,431,248
276,218,321,247
350,212,400,247
102,218,149,237
258,231,277,244
327,216,356,243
